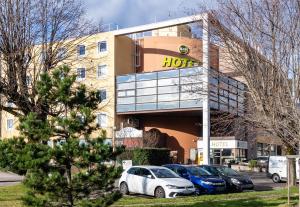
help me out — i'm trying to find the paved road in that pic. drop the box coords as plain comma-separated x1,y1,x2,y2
242,171,286,191
0,171,287,190
0,171,24,186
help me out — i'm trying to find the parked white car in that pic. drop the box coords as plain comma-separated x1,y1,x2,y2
119,166,195,198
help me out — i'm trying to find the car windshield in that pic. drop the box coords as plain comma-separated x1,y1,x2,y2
150,168,179,178
201,166,220,176
217,167,239,176
187,166,212,176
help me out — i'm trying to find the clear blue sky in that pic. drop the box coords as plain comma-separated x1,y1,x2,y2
84,0,216,29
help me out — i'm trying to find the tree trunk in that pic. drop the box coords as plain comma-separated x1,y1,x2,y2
66,162,73,207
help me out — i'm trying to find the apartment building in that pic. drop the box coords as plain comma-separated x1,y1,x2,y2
0,13,283,164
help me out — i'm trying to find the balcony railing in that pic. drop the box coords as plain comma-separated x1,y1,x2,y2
116,67,245,115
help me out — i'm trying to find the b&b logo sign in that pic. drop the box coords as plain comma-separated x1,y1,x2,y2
162,45,201,68
179,45,189,55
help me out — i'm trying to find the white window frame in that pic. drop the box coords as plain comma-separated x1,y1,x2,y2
96,113,108,128
98,89,108,102
76,68,86,81
97,64,108,78
98,41,108,53
77,45,86,56
7,118,14,130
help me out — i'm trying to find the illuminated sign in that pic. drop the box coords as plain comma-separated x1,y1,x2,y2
179,45,189,55
162,57,200,68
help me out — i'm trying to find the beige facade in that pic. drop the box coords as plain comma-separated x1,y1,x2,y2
0,32,119,139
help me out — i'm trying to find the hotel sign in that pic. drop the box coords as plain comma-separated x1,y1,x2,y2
162,57,198,68
198,140,248,149
162,45,200,68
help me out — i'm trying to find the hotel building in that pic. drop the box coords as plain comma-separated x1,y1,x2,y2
0,13,283,164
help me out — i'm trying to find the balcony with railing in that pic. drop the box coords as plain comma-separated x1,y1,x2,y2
116,67,245,116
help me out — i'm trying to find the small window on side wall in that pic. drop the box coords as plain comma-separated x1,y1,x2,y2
7,118,13,130
97,65,108,78
77,45,86,56
98,89,107,102
77,68,86,80
98,41,107,53
97,113,108,127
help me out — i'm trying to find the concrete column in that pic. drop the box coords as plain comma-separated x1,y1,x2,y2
201,13,211,165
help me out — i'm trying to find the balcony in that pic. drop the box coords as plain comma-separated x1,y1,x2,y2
116,67,245,115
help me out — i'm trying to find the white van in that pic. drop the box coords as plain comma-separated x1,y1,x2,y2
268,156,299,183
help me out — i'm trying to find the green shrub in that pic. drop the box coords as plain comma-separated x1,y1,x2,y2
117,148,170,166
249,160,258,169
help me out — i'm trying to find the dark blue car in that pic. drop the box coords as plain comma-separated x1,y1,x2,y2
163,164,226,194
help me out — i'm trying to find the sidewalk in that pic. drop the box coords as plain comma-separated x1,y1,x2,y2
0,171,24,182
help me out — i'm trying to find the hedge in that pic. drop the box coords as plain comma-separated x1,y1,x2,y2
117,148,170,166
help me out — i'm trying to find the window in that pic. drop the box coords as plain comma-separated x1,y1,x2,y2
99,89,107,102
7,119,13,130
57,47,66,60
77,68,86,80
97,65,108,78
127,167,139,175
140,168,153,178
98,41,107,52
26,75,32,86
77,45,86,56
40,51,46,63
97,113,108,127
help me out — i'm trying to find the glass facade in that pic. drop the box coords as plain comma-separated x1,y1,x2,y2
116,67,246,114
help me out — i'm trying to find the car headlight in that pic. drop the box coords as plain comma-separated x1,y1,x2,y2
231,178,241,185
166,184,180,189
202,181,213,185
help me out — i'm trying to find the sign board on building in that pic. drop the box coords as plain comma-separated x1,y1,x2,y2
197,139,248,149
190,148,197,161
122,160,132,170
116,127,143,138
162,45,201,68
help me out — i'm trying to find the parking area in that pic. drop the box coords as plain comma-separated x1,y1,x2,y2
241,171,286,191
0,171,287,191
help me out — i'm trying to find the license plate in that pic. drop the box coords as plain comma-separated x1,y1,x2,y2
216,187,225,191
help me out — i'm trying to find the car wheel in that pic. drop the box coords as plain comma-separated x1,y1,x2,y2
154,186,165,198
120,182,129,195
272,174,281,183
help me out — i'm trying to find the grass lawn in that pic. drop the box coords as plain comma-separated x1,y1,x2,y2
0,184,298,207
0,184,26,207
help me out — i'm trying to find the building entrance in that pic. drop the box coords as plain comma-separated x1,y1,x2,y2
211,149,221,165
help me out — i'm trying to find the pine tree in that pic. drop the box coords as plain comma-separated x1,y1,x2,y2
10,65,123,207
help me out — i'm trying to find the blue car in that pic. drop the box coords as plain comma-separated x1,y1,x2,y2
163,164,226,194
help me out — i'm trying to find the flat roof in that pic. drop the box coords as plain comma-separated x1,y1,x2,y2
113,13,206,36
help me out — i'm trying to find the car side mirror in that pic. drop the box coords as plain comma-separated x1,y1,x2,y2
147,174,154,179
